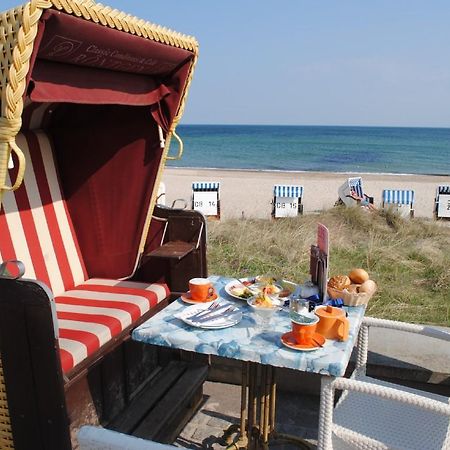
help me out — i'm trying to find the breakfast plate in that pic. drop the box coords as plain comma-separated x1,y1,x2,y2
224,277,290,301
176,302,242,329
180,291,218,305
280,331,325,351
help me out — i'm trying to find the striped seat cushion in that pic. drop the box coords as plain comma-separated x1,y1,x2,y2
56,278,169,373
1,128,170,373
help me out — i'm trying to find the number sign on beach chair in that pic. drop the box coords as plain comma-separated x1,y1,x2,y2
382,189,415,218
338,177,374,207
272,185,304,218
435,185,450,219
192,182,221,219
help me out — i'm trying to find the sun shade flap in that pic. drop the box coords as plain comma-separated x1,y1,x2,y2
29,60,171,106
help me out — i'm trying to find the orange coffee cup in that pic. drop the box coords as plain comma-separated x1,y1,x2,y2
189,278,215,301
291,317,319,345
315,305,349,341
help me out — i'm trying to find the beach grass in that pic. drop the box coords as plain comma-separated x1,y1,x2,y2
207,208,450,326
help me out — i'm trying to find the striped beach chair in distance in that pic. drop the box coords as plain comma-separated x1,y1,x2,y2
192,182,221,220
337,176,374,207
272,185,304,218
435,185,450,219
382,189,415,218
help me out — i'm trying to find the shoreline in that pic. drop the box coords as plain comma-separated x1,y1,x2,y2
161,167,450,220
167,165,450,178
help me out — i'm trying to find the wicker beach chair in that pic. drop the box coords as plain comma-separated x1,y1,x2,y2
317,317,450,450
382,189,415,218
435,185,450,219
192,181,221,219
272,184,304,218
0,1,205,448
337,177,374,208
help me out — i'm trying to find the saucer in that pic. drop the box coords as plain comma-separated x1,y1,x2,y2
280,331,325,351
181,290,218,305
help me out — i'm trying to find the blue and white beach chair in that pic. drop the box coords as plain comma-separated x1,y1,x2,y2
435,185,450,219
192,181,221,220
272,184,304,218
382,189,415,218
338,177,374,207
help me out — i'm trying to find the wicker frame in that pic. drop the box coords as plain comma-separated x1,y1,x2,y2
317,317,450,450
0,1,198,447
0,0,198,204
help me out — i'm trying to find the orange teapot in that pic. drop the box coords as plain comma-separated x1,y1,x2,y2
315,305,349,341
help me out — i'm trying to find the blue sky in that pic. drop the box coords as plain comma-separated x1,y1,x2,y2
3,1,450,127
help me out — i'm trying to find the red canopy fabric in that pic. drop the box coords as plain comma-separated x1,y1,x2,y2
30,60,171,106
27,10,195,131
18,10,196,279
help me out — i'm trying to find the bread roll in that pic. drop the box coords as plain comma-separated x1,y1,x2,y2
359,279,377,295
347,284,360,293
328,275,351,290
349,268,369,284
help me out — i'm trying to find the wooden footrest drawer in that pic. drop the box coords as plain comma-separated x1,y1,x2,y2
108,361,208,443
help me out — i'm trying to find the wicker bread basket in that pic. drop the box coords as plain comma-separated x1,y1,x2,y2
327,286,374,307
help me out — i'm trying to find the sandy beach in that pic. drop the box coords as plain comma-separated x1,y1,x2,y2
161,168,450,220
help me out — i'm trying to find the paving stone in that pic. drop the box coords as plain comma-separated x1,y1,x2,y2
177,381,319,448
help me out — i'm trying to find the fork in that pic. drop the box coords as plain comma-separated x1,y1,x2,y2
187,301,220,320
195,305,238,323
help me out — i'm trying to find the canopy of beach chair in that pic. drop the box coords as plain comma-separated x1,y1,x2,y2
0,0,199,279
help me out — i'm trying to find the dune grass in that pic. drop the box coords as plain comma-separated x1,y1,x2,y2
207,207,450,326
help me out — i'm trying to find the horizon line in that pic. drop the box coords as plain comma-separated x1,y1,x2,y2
178,123,450,130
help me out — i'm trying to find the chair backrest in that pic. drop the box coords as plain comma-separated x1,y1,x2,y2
273,184,304,218
348,177,364,198
192,181,220,218
338,177,364,207
78,426,178,450
382,189,415,206
0,131,87,296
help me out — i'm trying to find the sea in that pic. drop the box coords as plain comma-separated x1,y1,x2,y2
168,125,450,176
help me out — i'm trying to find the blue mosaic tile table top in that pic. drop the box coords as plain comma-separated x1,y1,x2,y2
132,276,366,377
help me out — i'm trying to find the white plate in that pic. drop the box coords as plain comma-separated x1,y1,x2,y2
224,278,256,300
176,302,242,329
224,277,292,301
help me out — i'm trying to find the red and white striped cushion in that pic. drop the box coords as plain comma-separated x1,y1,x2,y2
0,131,87,296
56,279,169,373
1,128,170,373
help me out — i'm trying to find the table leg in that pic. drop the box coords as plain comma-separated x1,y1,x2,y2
248,362,257,449
223,361,312,450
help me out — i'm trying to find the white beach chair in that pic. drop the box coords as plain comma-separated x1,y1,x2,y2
192,181,220,220
272,184,304,218
435,185,450,219
78,426,179,450
317,318,450,450
382,189,415,218
337,177,373,207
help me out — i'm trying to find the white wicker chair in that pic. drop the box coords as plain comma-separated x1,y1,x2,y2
317,317,450,450
78,426,179,450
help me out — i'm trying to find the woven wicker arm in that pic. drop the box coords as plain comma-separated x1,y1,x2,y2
318,319,450,450
355,317,450,375
318,376,450,450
